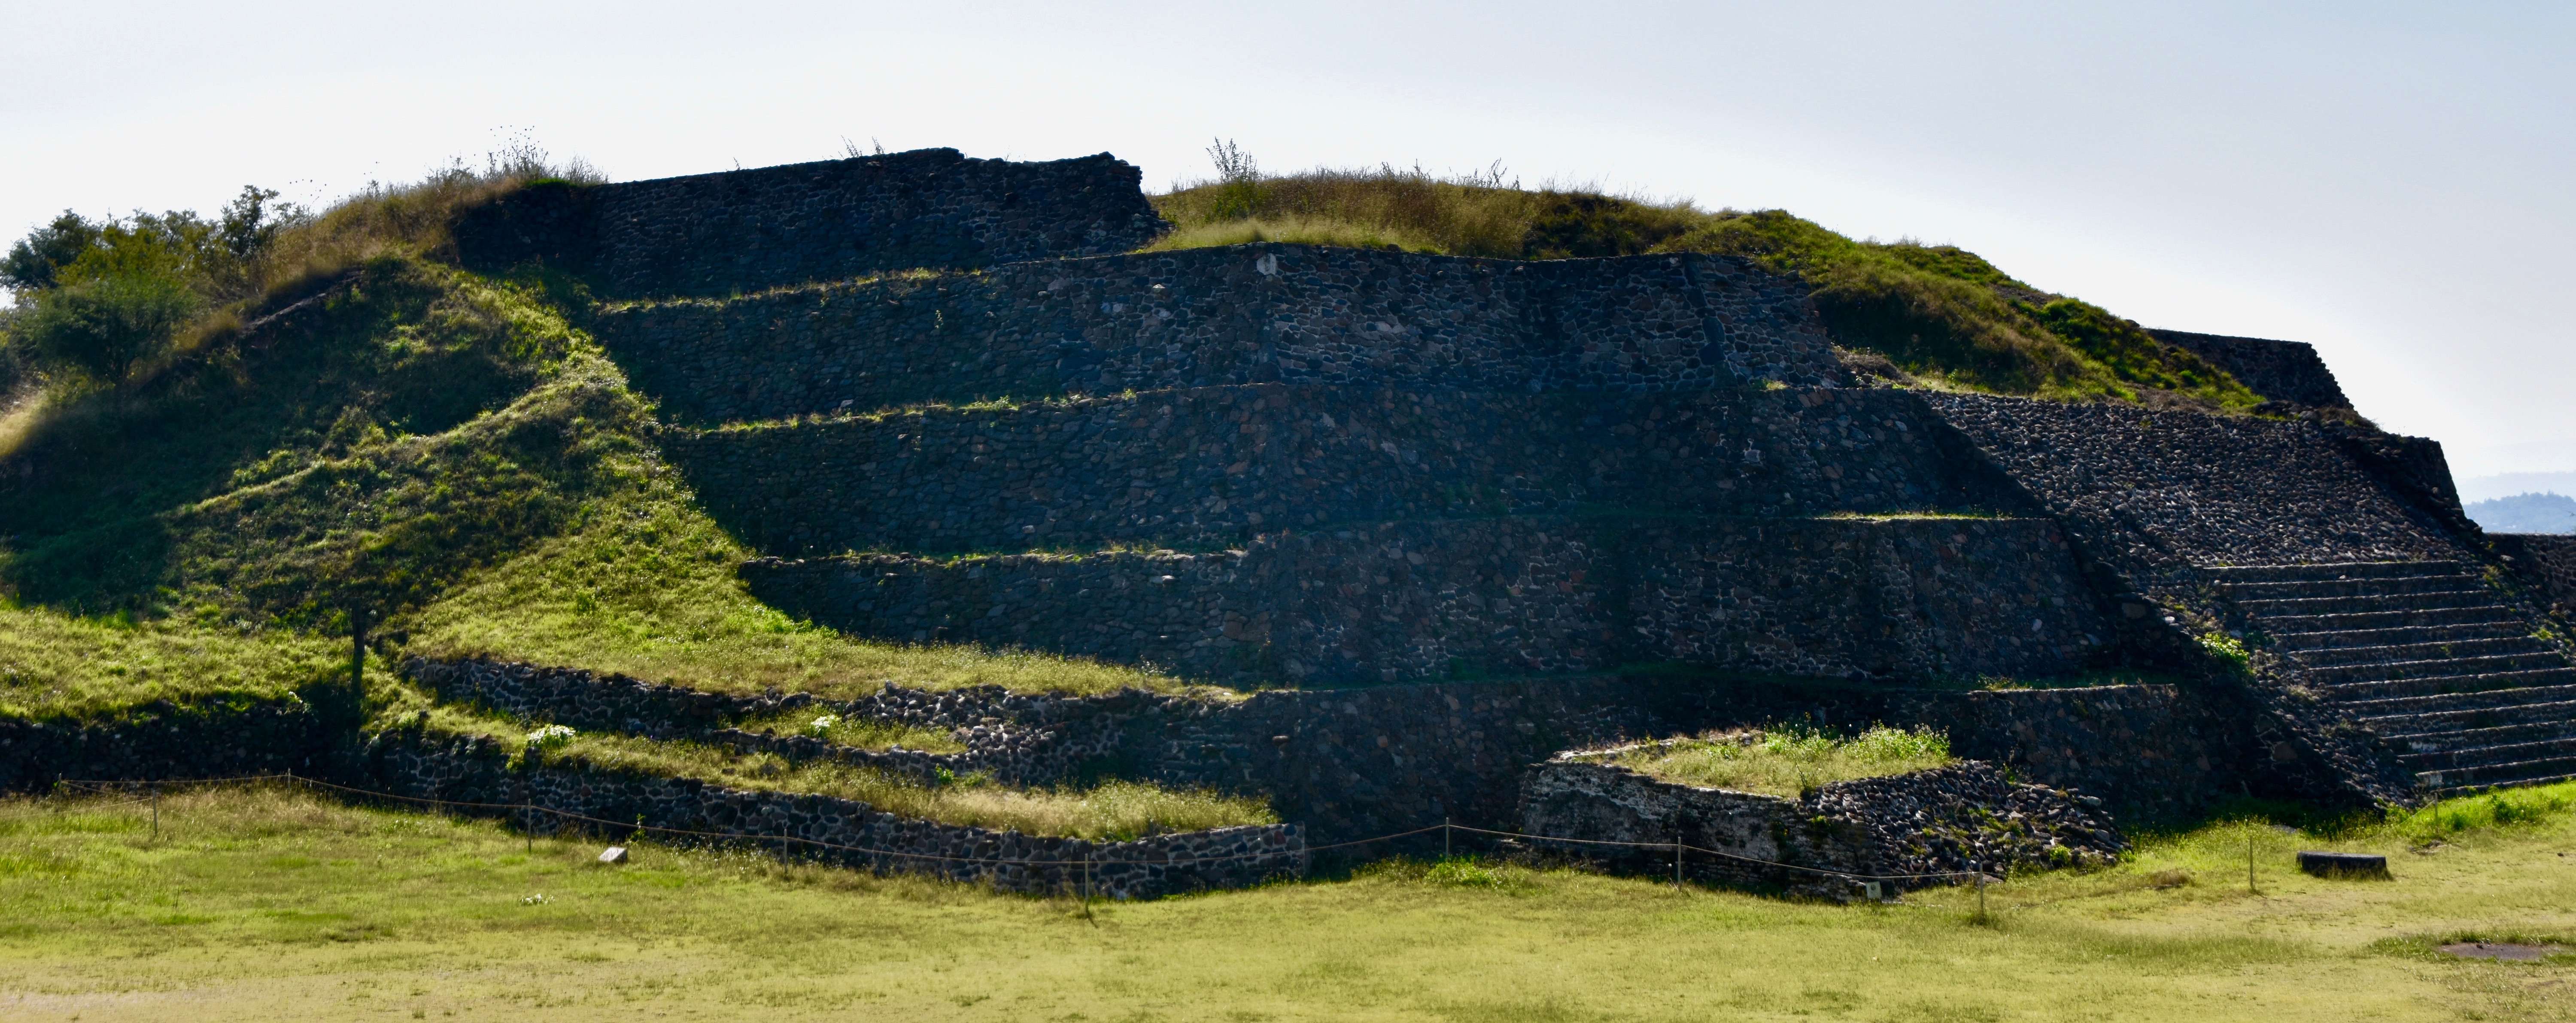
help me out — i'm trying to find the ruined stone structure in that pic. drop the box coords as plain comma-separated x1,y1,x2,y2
453,148,2576,845
38,147,2563,898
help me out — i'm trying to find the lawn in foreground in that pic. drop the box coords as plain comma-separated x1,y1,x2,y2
1,786,2572,1022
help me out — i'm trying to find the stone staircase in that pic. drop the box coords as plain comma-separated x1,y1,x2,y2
2211,561,2576,797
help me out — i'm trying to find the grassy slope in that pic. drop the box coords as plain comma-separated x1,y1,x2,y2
0,251,1188,705
1151,172,2264,409
0,783,2570,1021
0,604,358,720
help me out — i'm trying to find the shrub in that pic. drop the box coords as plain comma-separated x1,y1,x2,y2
16,265,200,383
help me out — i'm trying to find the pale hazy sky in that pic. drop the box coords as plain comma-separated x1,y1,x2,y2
6,2,2568,477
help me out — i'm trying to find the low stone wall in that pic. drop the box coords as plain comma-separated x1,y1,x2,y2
0,697,339,791
1923,393,2467,593
353,727,1305,900
454,148,1167,297
2494,533,2576,617
670,384,2030,556
1518,759,2124,899
593,245,1846,425
2147,329,2351,409
746,514,2105,686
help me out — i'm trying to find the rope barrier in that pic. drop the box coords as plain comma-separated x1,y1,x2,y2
39,774,1994,886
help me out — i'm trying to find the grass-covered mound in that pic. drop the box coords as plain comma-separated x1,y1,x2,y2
1603,725,1956,796
4,781,2572,1020
1151,154,2261,409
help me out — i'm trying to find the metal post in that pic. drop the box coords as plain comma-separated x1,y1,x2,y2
1443,817,1451,858
1976,870,1986,919
1674,842,1683,890
150,782,158,838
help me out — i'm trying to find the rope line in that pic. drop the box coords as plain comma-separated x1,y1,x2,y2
43,774,1988,884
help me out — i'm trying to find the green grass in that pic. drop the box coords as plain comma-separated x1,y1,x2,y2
1150,162,2267,410
395,468,1202,700
365,688,1267,840
1,783,2572,1020
1603,725,1956,796
0,602,364,720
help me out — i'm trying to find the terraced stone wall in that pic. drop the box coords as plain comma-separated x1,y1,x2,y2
744,515,2106,686
453,148,1166,297
2148,329,2351,409
670,385,2027,556
593,245,1846,424
0,698,338,790
353,727,1305,900
1923,393,2468,593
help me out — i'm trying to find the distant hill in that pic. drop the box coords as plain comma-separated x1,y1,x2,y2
2466,492,2576,534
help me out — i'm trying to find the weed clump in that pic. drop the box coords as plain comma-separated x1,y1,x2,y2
1610,725,1955,797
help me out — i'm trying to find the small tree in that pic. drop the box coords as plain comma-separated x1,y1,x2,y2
18,268,199,383
0,211,104,292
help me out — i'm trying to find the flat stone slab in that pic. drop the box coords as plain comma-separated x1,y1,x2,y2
2296,850,2388,877
598,846,629,864
2440,942,2560,961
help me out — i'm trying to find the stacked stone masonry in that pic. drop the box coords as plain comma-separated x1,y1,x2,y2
743,514,2106,686
1518,759,2124,899
669,384,2027,556
2147,329,2351,409
455,148,1168,297
592,245,1848,425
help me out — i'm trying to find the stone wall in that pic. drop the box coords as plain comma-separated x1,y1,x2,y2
670,385,2030,556
454,148,1167,297
1923,393,2467,592
353,726,1305,900
2494,533,2576,618
592,245,1847,425
2148,329,2351,409
1517,759,2124,899
0,698,338,791
744,514,2105,687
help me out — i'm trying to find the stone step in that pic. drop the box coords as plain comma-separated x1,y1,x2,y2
2205,561,2465,585
2321,670,2576,704
2233,589,2506,619
2303,651,2570,686
2356,696,2576,737
2392,723,2576,765
2220,574,2486,601
2285,636,2559,669
2418,755,2576,794
2253,606,2526,634
2272,622,2533,651
662,384,2007,557
739,513,2105,688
